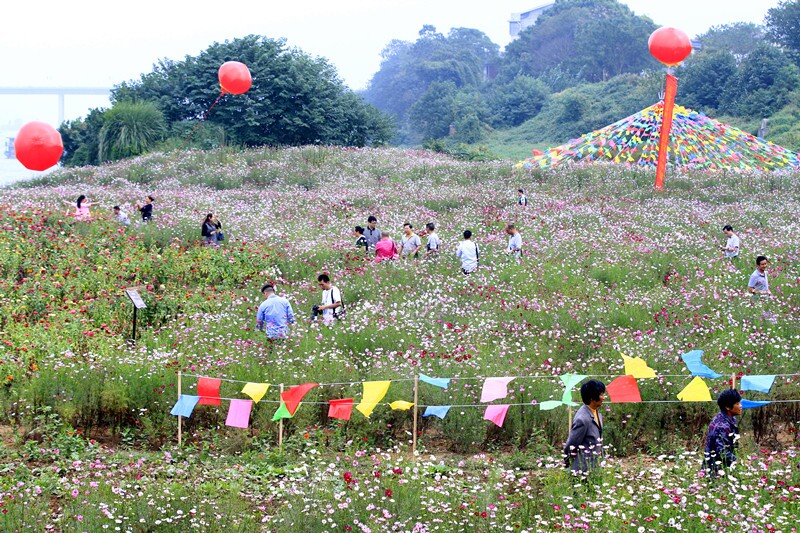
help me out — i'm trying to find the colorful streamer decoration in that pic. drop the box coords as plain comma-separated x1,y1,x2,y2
225,399,253,429
484,404,510,427
328,398,354,421
606,375,642,403
390,401,414,411
356,381,391,418
740,375,776,394
677,377,712,402
480,377,514,403
272,400,294,421
517,103,800,173
419,374,450,389
621,354,657,379
170,395,200,417
539,400,564,411
197,377,222,406
681,350,722,379
560,374,586,406
241,382,270,403
741,399,771,409
281,383,319,416
423,406,451,419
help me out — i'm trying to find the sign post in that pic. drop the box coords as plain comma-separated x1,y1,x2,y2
125,289,147,343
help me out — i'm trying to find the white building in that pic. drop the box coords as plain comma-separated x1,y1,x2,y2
509,3,555,38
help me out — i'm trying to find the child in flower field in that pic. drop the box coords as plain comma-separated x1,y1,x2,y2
703,389,741,477
564,380,606,474
65,195,94,220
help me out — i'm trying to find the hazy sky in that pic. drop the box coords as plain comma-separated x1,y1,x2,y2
0,0,781,129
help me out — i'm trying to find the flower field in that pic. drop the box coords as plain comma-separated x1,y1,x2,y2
1,146,800,532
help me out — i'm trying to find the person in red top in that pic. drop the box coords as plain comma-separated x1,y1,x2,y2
374,231,398,262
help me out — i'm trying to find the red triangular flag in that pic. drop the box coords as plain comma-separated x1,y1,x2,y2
606,375,642,403
197,377,221,406
328,398,354,421
281,383,318,416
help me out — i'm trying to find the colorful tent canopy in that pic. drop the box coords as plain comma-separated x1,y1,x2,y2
517,102,800,172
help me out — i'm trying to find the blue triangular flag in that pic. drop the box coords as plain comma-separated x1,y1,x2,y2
419,374,450,390
741,399,771,409
740,375,776,394
681,350,723,379
422,405,451,419
170,395,201,417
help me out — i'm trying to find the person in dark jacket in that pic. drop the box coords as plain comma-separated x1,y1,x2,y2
703,389,742,477
563,379,606,473
201,213,219,245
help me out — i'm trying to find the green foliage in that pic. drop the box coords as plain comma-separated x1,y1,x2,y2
697,22,765,58
488,76,550,128
766,0,800,55
98,101,166,162
678,50,738,111
59,108,106,166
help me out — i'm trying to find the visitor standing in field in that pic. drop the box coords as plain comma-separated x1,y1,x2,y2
135,195,155,222
518,189,528,207
748,256,770,299
424,222,441,258
720,225,740,260
364,216,381,251
354,226,369,254
374,231,398,262
400,223,422,259
201,213,219,246
703,389,741,477
256,284,295,339
112,206,130,226
563,380,606,474
456,230,479,275
505,224,523,262
313,273,343,323
65,195,94,220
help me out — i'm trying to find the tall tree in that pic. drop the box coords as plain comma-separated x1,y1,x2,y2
697,23,765,59
98,101,166,162
766,1,800,55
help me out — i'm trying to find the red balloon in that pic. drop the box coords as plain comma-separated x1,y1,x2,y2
218,61,252,94
15,121,63,171
648,27,692,67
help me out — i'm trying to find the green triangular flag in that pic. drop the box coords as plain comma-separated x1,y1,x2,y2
272,400,294,421
559,374,586,406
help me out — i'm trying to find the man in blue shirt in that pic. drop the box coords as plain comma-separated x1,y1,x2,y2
748,256,770,300
256,284,295,339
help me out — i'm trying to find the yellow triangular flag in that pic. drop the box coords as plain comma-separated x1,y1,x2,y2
356,381,391,418
389,400,414,411
241,382,270,403
677,377,712,402
622,354,657,379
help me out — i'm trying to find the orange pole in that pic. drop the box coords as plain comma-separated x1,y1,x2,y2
654,74,678,190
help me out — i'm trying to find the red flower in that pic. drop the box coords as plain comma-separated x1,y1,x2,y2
385,489,393,498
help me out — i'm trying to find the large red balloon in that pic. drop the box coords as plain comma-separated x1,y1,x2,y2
15,122,64,171
218,61,252,94
648,27,692,67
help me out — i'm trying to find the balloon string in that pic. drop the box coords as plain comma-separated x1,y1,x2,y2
178,91,224,151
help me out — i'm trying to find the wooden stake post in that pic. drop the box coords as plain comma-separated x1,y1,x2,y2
177,371,182,446
412,376,419,458
279,384,284,453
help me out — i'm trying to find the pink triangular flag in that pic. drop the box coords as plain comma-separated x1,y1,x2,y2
225,399,253,428
480,377,515,402
483,404,510,427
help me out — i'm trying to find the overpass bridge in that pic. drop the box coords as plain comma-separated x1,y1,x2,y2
0,87,111,124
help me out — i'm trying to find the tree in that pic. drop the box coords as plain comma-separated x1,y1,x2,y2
110,35,393,148
697,23,765,59
721,44,800,116
409,81,458,139
59,108,106,166
678,51,738,110
487,76,550,127
98,101,166,162
766,1,800,55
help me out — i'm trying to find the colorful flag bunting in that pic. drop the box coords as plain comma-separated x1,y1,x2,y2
170,395,200,417
423,406,451,419
741,399,771,409
419,374,450,389
241,382,270,403
272,400,293,421
328,398,354,421
560,374,586,406
538,400,564,411
740,375,776,394
281,383,318,416
356,381,391,418
681,350,722,379
621,354,656,379
225,399,253,429
484,404,510,427
480,377,515,403
605,375,642,403
677,377,712,402
390,401,414,411
197,377,222,406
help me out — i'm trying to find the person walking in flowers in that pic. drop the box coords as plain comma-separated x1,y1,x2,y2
563,380,606,474
703,389,741,478
748,255,770,301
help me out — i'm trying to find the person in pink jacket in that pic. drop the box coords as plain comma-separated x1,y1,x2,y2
374,232,398,262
